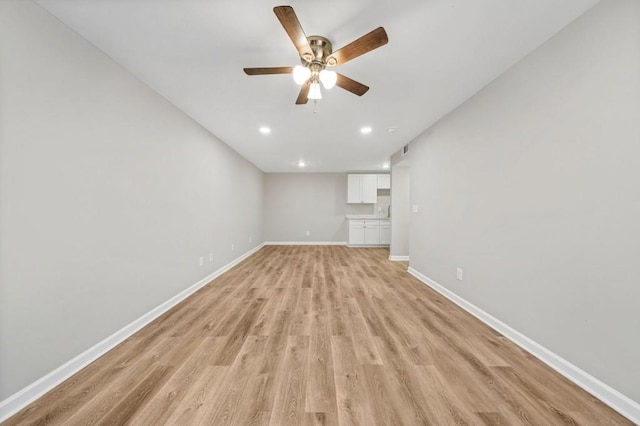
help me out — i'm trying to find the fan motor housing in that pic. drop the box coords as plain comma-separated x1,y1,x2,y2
306,36,333,64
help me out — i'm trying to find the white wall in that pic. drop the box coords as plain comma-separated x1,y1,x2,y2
374,191,391,219
390,163,410,258
264,174,373,242
0,1,263,400
408,0,640,403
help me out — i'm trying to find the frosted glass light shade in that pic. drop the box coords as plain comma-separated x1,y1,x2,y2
308,82,322,100
319,70,337,89
292,65,311,85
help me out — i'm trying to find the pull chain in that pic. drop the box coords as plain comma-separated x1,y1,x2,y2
313,99,317,114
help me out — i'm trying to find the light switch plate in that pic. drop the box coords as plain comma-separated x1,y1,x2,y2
412,204,419,213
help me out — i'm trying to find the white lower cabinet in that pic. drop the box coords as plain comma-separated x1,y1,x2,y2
363,220,380,244
349,220,365,245
379,220,391,244
348,219,389,246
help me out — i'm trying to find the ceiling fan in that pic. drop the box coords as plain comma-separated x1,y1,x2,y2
243,6,388,105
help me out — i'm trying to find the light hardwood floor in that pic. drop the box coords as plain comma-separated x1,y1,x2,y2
4,245,632,425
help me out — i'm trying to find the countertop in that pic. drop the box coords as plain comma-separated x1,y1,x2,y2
345,214,390,220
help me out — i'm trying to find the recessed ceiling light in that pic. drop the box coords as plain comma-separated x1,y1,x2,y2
259,126,271,134
387,127,397,133
382,163,390,169
298,160,306,168
360,126,372,134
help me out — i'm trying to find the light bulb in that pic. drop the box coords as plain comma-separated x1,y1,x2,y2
308,82,322,100
319,70,337,89
292,65,311,85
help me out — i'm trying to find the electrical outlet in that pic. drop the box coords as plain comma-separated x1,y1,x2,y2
456,267,463,281
412,204,419,213
209,253,213,262
306,230,310,236
199,257,204,267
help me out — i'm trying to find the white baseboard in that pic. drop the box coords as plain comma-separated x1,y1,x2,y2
0,243,265,423
264,241,346,246
389,255,410,261
407,267,640,424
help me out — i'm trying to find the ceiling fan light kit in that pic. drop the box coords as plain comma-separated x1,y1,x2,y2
243,5,388,105
319,69,337,89
292,65,311,84
308,82,322,100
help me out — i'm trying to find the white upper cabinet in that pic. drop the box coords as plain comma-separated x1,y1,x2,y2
347,175,362,203
347,174,377,203
361,174,377,203
377,174,391,189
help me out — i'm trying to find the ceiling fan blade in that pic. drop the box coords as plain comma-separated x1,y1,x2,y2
327,27,388,66
336,74,369,96
273,6,314,61
243,67,294,75
296,82,310,104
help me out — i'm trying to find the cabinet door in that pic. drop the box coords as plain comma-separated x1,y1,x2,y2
349,221,365,244
363,220,380,244
347,174,361,203
379,221,391,244
377,174,391,189
360,174,378,203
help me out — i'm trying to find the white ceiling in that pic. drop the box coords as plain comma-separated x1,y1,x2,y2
36,0,597,173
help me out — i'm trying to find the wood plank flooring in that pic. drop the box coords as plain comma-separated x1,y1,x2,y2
3,246,632,425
